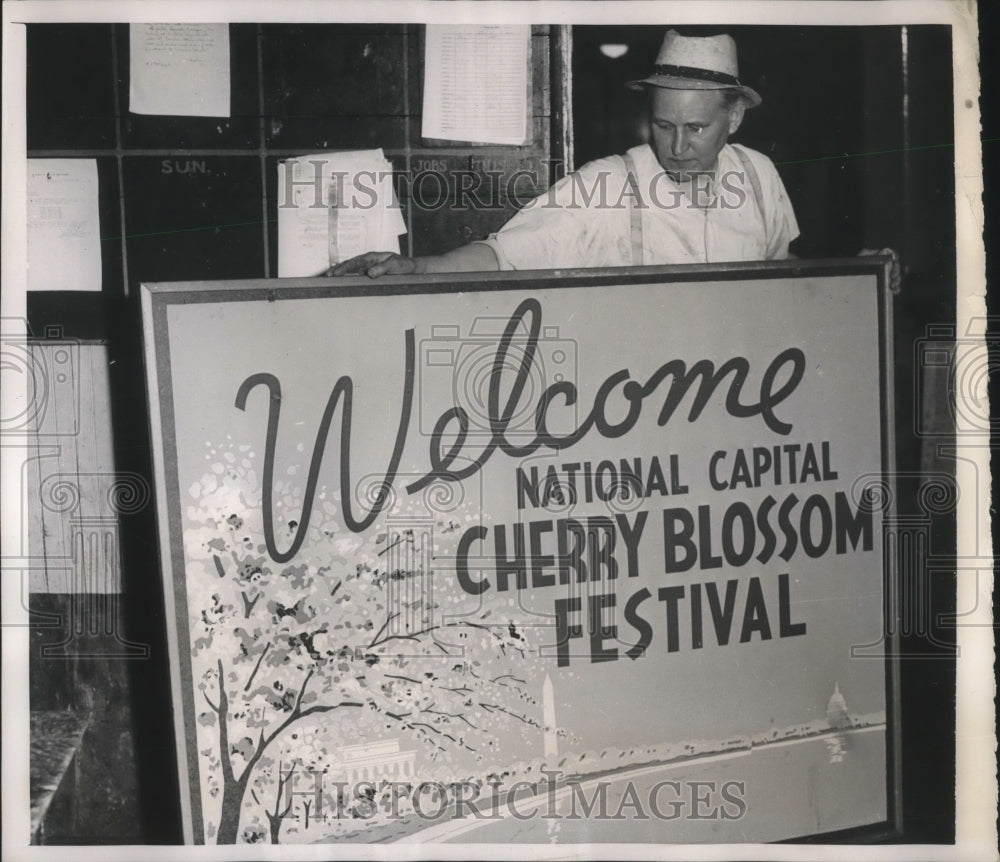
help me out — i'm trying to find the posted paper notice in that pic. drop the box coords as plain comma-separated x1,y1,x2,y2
27,159,103,292
129,23,230,117
422,24,529,145
277,150,406,277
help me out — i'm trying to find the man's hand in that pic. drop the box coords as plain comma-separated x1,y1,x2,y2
859,247,901,294
325,243,499,277
326,252,418,278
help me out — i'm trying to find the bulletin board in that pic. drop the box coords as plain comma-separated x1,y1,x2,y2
25,23,566,315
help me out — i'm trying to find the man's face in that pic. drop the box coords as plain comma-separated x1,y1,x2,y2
648,87,744,178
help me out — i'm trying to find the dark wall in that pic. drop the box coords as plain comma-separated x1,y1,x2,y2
29,594,149,843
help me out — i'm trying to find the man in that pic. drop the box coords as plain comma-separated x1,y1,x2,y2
331,30,798,277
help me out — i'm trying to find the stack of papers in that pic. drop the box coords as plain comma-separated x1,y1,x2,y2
277,149,406,277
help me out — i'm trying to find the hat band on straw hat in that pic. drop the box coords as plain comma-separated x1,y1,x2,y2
651,63,741,87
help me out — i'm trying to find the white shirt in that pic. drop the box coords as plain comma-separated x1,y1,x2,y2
479,142,799,270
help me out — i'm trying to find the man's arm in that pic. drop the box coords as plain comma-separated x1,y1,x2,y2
327,243,500,278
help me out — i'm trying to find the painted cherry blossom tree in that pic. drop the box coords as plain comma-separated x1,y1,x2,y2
184,440,541,844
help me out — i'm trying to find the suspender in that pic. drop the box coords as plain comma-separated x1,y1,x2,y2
622,152,644,266
622,146,766,267
732,145,766,225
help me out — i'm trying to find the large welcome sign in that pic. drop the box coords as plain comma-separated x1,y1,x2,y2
143,260,897,847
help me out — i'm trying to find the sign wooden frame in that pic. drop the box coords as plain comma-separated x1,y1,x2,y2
142,258,899,848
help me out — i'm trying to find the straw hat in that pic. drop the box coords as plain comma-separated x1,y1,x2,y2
627,30,762,108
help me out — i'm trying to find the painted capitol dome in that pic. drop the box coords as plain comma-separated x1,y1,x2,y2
826,682,850,729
